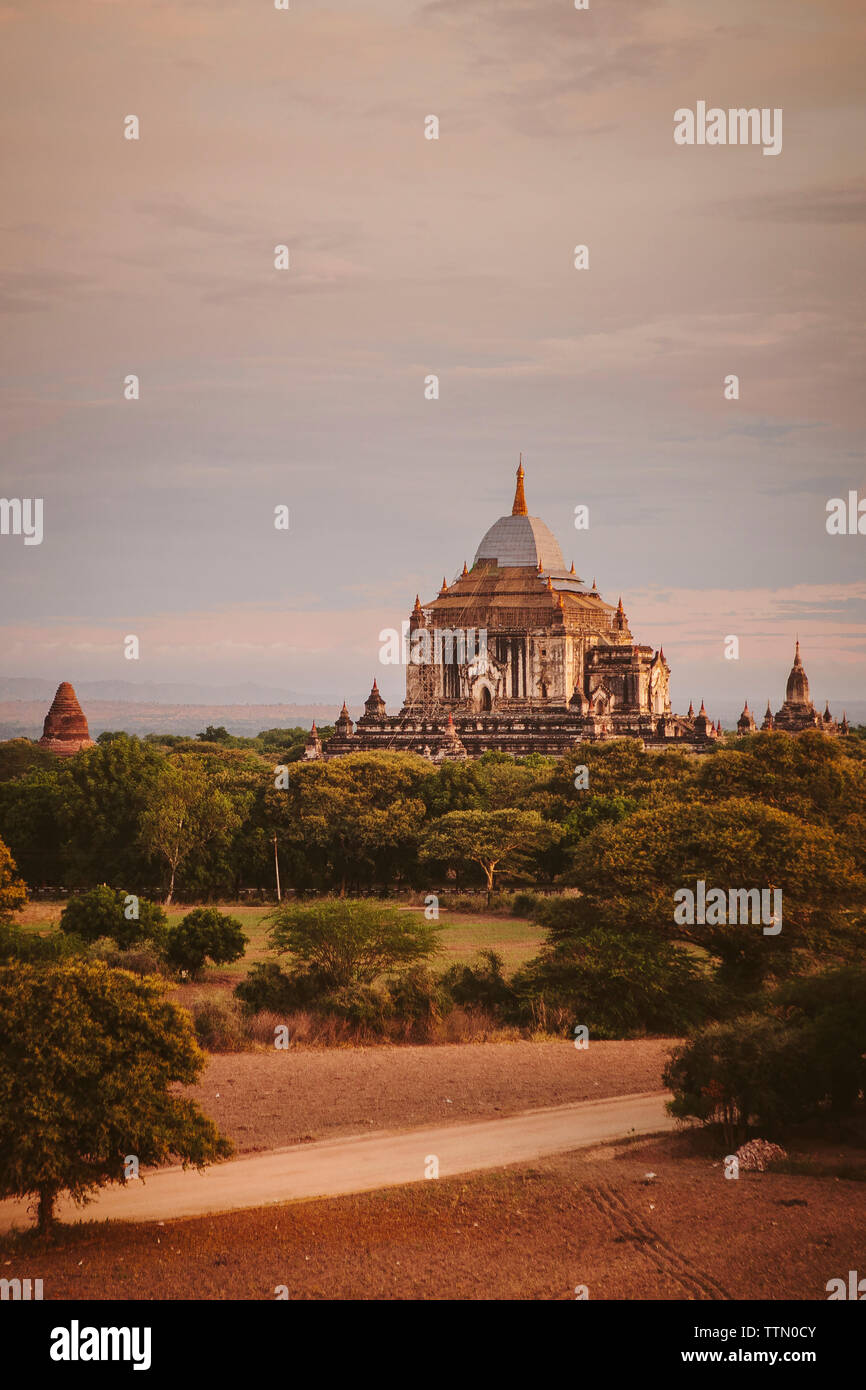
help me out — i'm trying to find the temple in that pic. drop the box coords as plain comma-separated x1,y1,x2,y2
737,642,848,737
323,462,721,759
38,681,96,756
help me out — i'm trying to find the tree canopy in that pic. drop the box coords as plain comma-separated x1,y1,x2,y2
0,960,231,1232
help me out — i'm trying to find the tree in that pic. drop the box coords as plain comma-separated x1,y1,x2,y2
0,740,55,782
139,756,239,903
697,731,866,871
164,908,247,978
197,725,231,743
663,1016,821,1148
775,965,866,1112
0,769,65,888
267,753,431,895
513,927,713,1039
0,837,27,921
59,886,167,949
0,960,232,1234
266,898,440,989
57,735,167,887
568,797,862,984
421,808,559,902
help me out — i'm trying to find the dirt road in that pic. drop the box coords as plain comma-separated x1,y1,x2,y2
0,1091,676,1232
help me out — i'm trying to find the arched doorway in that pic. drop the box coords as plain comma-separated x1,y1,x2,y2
479,686,493,712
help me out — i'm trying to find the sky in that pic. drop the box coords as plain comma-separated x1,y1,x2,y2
1,0,864,715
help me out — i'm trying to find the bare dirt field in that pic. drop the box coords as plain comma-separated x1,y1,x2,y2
181,1038,674,1151
5,1129,864,1300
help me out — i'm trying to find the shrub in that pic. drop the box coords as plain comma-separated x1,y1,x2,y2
535,892,664,942
86,941,167,978
387,966,450,1032
314,982,393,1031
59,886,167,950
512,928,713,1039
164,908,247,978
234,961,301,1015
266,898,439,989
775,965,866,1112
440,950,514,1014
0,922,84,964
510,892,541,918
663,1015,821,1148
190,999,250,1052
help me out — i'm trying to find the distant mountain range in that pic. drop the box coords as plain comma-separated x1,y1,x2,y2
0,678,349,706
0,700,361,741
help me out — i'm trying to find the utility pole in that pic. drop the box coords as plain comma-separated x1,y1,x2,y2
273,831,281,902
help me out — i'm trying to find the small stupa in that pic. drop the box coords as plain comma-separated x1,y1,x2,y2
38,682,96,756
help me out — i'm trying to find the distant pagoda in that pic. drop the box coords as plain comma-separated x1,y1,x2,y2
38,681,96,756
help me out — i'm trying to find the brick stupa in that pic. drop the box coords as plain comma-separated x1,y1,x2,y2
38,681,96,756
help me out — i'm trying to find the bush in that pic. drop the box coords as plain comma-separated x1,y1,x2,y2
86,941,167,978
512,928,713,1039
663,1015,821,1148
313,982,393,1030
0,922,84,964
440,950,514,1014
535,892,664,942
775,965,866,1112
387,966,450,1032
266,898,439,989
510,892,541,918
234,961,302,1014
164,908,247,978
190,999,250,1052
59,886,167,950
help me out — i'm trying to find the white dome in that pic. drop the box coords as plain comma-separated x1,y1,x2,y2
473,513,566,571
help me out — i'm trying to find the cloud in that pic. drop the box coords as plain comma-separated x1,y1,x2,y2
724,183,866,224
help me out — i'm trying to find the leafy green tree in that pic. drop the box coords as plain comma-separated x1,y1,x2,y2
197,725,231,743
267,898,439,989
0,960,232,1233
164,908,247,978
139,755,239,903
775,966,866,1112
547,741,694,814
697,731,866,870
663,1016,821,1148
57,735,167,887
513,928,713,1038
0,837,27,921
421,808,559,902
267,753,431,895
59,886,167,949
568,797,861,983
0,740,56,782
0,769,65,888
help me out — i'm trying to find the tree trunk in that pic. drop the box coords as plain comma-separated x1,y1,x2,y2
166,860,177,905
485,864,495,908
36,1185,56,1238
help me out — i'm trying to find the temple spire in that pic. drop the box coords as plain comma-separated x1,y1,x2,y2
511,457,528,517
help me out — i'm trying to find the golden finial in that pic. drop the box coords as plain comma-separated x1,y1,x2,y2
512,457,528,516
